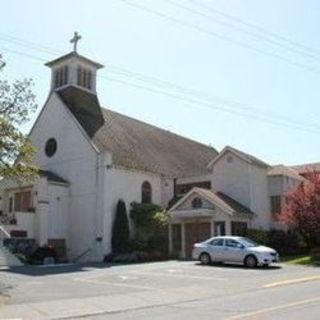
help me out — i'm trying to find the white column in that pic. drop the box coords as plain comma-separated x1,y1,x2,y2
226,219,232,235
37,202,49,246
210,219,215,237
168,223,173,255
37,177,49,246
181,222,186,259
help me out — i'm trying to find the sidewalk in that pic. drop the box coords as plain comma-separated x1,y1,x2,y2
0,285,209,320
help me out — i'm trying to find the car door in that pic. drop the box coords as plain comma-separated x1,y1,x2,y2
223,238,246,263
207,238,225,261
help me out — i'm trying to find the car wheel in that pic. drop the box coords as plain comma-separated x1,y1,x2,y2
199,253,211,265
244,255,257,268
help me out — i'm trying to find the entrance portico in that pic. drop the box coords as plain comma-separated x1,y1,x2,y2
168,188,253,259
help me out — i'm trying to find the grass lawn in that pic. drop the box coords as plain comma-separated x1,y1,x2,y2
281,254,320,266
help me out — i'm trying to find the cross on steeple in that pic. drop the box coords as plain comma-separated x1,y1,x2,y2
70,32,82,53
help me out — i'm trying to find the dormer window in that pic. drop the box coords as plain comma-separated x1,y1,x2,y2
54,66,69,88
77,66,92,89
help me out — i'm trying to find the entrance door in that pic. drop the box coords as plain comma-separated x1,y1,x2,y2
185,222,211,258
214,221,226,236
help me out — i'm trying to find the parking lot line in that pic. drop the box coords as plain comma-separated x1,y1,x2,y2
73,277,155,290
131,270,227,281
263,275,320,288
225,296,320,319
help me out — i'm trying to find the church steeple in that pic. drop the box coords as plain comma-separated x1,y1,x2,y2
45,32,104,94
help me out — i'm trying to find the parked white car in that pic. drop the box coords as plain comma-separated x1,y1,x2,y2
192,236,279,268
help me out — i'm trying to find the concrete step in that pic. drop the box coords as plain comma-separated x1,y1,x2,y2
0,244,23,267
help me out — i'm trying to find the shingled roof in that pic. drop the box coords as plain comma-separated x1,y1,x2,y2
268,165,305,181
291,162,320,174
57,86,218,178
226,146,270,169
208,145,270,169
39,170,69,184
170,187,254,217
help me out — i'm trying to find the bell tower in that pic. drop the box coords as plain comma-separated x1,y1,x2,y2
45,32,104,94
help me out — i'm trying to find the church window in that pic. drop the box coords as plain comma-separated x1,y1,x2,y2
45,138,57,157
87,70,92,89
192,197,202,209
63,65,69,84
59,68,64,86
54,69,60,88
77,66,92,89
14,191,31,212
77,66,82,86
270,195,281,219
141,181,152,203
82,68,87,87
54,66,68,88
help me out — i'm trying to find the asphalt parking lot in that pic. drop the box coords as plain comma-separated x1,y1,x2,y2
0,261,319,319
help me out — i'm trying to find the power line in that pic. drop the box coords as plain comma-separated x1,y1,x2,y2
99,74,320,135
0,46,45,63
0,33,62,56
1,39,320,135
104,65,320,129
0,35,287,117
119,0,320,75
188,0,320,58
166,0,320,64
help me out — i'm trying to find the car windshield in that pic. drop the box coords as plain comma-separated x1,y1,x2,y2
239,237,259,247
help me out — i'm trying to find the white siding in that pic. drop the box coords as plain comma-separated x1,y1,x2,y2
249,165,270,229
211,151,251,207
102,167,163,254
211,151,271,230
30,93,100,260
47,184,69,240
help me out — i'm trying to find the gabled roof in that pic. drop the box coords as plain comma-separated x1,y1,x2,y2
169,187,254,217
39,170,69,184
57,86,219,178
291,162,320,174
268,165,305,181
45,52,104,69
208,146,270,169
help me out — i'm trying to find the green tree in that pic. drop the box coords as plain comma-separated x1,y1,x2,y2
112,200,130,254
0,54,38,180
130,202,169,253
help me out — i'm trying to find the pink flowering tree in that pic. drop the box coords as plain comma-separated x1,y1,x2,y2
280,171,320,248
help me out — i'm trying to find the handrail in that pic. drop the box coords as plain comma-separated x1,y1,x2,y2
0,225,11,240
72,248,91,263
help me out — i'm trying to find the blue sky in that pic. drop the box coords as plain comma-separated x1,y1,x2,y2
1,0,320,166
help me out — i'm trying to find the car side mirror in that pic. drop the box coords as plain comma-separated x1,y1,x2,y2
237,244,245,249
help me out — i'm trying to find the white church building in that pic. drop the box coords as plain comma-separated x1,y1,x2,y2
0,41,316,261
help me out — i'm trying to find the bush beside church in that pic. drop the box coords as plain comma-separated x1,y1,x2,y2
105,200,169,263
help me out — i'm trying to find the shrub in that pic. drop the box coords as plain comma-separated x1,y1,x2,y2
246,229,269,245
112,200,130,254
103,251,168,264
268,230,306,255
246,228,306,255
130,202,169,254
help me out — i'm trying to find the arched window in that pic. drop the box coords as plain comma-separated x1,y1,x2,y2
192,197,202,209
141,181,152,203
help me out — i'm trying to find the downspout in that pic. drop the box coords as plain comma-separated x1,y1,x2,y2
173,178,177,198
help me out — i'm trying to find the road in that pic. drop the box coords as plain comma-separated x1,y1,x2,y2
0,261,319,319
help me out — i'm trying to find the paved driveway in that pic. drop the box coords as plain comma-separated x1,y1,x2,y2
0,261,319,319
